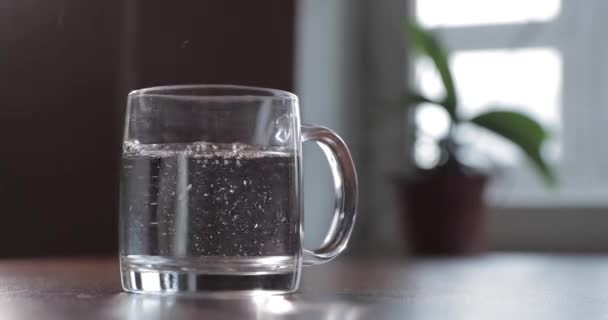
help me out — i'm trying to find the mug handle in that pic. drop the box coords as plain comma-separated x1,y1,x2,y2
301,125,358,266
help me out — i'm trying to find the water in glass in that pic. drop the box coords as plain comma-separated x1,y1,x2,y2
120,141,300,294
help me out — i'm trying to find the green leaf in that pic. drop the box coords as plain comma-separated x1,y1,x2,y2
470,110,556,187
407,22,458,122
405,92,437,107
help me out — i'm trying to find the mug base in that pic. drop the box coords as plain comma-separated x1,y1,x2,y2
120,255,300,295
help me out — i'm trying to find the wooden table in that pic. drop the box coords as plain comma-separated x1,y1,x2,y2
1,254,608,319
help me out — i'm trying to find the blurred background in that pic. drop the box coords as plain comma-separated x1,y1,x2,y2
1,0,607,257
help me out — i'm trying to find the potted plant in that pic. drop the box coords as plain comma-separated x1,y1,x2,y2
400,22,556,255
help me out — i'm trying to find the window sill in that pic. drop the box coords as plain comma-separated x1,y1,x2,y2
489,207,608,252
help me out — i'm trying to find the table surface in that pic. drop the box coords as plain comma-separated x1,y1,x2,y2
1,254,608,319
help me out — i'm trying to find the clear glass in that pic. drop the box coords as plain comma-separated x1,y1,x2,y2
119,85,357,295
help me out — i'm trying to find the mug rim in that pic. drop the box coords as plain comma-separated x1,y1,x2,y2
129,84,298,102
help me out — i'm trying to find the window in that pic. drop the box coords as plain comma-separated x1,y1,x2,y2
413,0,608,207
417,0,560,27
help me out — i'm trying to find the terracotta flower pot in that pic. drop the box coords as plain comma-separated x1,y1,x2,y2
397,173,489,255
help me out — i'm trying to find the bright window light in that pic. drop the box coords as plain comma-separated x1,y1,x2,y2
452,48,562,130
416,103,451,140
415,47,562,166
417,0,561,28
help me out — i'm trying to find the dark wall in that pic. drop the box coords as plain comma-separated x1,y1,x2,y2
0,0,294,257
124,2,294,91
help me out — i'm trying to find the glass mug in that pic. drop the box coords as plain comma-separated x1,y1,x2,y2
120,85,357,295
